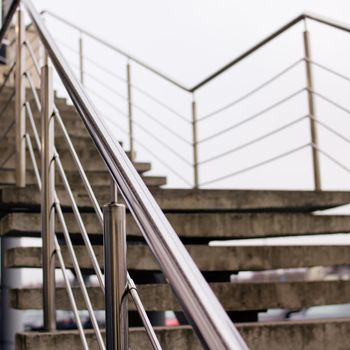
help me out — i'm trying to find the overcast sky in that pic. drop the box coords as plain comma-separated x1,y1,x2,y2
29,0,350,85
21,1,350,190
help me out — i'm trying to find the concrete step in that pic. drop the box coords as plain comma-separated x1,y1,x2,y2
2,212,350,239
6,245,350,271
2,149,146,173
0,169,167,192
0,169,166,188
15,319,350,350
10,280,350,311
0,135,124,157
1,187,350,211
1,156,150,174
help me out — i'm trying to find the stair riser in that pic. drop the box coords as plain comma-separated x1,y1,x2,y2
6,245,350,271
10,281,350,311
2,187,350,211
15,320,350,350
3,212,350,239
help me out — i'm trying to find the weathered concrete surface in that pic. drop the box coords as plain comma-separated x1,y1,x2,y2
2,151,150,173
2,211,350,238
0,169,166,187
10,280,350,311
6,245,350,271
1,185,350,211
15,319,350,350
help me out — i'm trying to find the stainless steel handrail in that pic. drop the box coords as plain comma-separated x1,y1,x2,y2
17,0,249,348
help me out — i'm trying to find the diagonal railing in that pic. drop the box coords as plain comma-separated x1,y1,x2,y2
2,1,350,349
38,9,350,190
0,1,249,349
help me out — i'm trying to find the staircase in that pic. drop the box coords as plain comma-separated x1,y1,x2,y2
2,1,350,350
2,89,350,349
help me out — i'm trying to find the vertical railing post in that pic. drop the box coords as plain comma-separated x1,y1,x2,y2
41,54,56,331
15,6,26,187
191,94,199,188
126,61,134,162
79,32,84,86
303,25,321,191
104,181,128,350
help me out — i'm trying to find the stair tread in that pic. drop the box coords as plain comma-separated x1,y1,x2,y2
2,212,350,238
11,280,350,311
1,186,350,211
0,169,166,187
15,319,350,350
6,244,350,271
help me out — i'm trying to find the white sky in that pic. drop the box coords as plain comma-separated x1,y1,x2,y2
20,0,350,190
29,0,350,85
12,0,350,289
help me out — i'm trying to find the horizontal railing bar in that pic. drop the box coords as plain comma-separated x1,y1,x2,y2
86,83,127,105
43,10,350,94
132,84,189,123
55,197,106,350
313,143,350,174
198,87,306,145
24,102,41,150
308,59,350,83
24,1,249,347
134,138,192,186
84,71,127,100
54,237,89,350
24,109,104,347
99,110,129,135
132,103,192,145
134,120,192,166
25,133,89,350
86,85,128,116
54,36,130,83
89,84,191,146
127,276,162,350
198,58,305,122
312,116,350,145
200,143,310,186
311,89,350,115
24,40,41,76
55,152,105,293
43,10,190,92
54,107,104,225
25,133,41,190
24,71,41,111
56,37,189,123
199,114,309,165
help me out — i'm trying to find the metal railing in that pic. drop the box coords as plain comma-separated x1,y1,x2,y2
0,1,248,349
38,10,350,190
